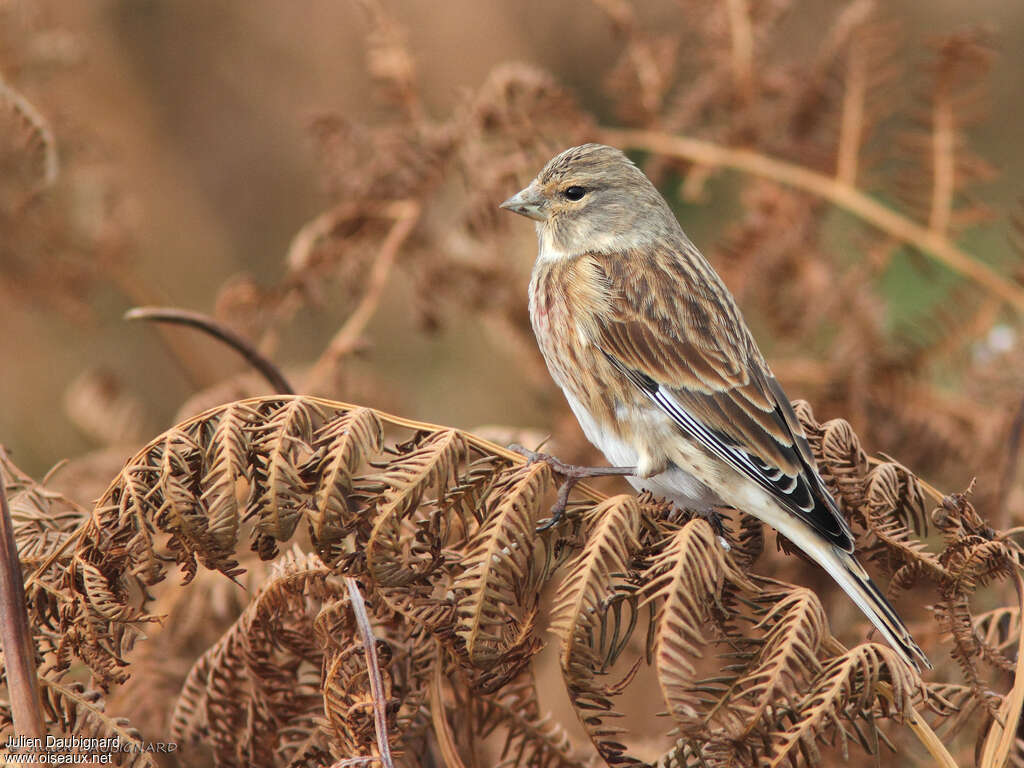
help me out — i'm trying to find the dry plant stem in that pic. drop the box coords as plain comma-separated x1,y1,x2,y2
286,202,364,272
726,0,754,107
124,306,295,395
930,78,955,237
876,682,959,768
109,275,210,390
836,34,866,185
0,450,46,740
978,570,1024,768
429,655,468,768
305,200,421,394
600,127,1024,312
346,577,396,768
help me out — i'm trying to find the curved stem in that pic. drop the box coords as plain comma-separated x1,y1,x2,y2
124,306,295,395
600,127,1024,313
0,449,46,740
978,571,1024,768
346,577,396,768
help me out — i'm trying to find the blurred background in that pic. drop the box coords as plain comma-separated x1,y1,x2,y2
2,0,1022,514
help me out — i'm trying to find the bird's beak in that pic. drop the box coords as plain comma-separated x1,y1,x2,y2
500,183,546,221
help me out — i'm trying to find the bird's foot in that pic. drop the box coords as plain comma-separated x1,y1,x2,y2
697,506,731,551
509,444,636,531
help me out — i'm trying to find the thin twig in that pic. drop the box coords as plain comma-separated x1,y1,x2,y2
600,127,1024,312
930,78,955,236
876,682,960,768
285,202,364,273
124,306,295,395
836,34,866,185
996,394,1024,525
305,201,421,394
978,570,1024,768
725,0,754,107
430,649,468,768
0,448,46,740
346,577,396,768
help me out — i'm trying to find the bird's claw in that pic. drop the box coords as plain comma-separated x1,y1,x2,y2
509,443,575,476
508,444,635,532
537,476,579,531
697,506,731,550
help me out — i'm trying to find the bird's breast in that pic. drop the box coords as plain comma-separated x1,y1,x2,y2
529,257,663,466
528,259,598,394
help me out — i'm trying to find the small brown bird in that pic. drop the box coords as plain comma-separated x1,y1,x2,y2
501,143,930,672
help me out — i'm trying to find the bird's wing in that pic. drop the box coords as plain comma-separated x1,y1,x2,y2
582,249,855,552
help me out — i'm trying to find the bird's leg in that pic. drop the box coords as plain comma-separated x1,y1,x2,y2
699,506,727,538
697,506,731,551
508,444,636,531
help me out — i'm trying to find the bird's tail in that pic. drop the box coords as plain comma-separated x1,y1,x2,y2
822,544,932,672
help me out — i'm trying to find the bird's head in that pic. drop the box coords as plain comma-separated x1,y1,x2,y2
500,143,675,256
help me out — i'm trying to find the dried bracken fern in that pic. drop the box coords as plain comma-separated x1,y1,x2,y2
640,519,748,727
728,586,828,735
4,392,1020,767
452,461,552,671
766,643,921,768
549,495,643,765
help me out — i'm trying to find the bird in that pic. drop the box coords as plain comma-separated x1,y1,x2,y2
499,143,931,672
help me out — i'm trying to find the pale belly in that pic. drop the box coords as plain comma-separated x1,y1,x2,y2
560,385,725,511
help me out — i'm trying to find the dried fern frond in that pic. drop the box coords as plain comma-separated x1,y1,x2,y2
0,74,59,197
767,643,921,768
549,494,643,764
551,495,642,679
452,461,552,670
728,585,828,735
468,674,585,768
640,518,748,727
899,29,996,236
319,592,433,764
37,679,151,768
2,449,87,566
860,461,948,591
8,389,1017,767
309,406,385,563
170,548,342,768
974,606,1021,661
63,368,149,448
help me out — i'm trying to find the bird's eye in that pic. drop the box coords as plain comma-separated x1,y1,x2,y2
563,186,586,201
